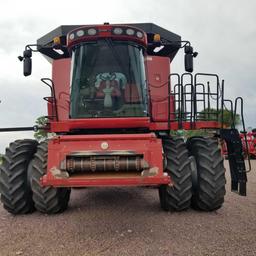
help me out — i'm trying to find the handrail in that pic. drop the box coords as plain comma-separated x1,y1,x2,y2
41,78,59,121
234,97,251,172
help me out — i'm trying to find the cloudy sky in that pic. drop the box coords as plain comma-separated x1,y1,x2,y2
0,0,255,153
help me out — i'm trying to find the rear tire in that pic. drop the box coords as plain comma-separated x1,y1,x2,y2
30,141,71,214
159,137,192,211
0,139,38,214
187,137,226,211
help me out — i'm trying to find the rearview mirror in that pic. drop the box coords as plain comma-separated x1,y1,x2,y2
23,49,32,76
185,54,193,73
23,57,32,76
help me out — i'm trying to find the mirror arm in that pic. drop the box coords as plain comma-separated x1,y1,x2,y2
25,44,40,52
18,44,56,77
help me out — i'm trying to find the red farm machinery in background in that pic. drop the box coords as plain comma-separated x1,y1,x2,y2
0,23,250,214
241,130,256,158
222,129,256,159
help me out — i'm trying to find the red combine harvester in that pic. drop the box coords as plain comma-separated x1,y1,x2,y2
0,23,249,214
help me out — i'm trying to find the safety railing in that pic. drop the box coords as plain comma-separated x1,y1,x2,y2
167,72,222,129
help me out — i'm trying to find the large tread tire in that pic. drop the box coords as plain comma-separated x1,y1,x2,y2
0,139,38,214
30,141,71,214
187,137,226,211
159,137,192,211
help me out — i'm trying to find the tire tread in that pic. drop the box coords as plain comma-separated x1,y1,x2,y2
31,141,70,214
0,139,38,214
159,137,192,211
187,137,226,211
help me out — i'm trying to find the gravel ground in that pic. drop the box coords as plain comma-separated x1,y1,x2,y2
0,160,256,256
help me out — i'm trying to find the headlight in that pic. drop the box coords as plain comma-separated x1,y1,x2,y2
69,33,75,40
126,28,135,35
136,31,143,39
113,27,123,35
87,28,97,36
76,30,85,37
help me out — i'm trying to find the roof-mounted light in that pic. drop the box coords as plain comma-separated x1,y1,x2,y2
126,28,135,36
69,33,75,40
113,27,123,35
136,31,144,39
87,28,97,36
77,30,85,37
67,25,146,49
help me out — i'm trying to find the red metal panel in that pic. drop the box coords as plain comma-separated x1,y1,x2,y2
52,59,71,121
149,121,221,130
194,121,221,129
146,56,175,122
46,99,54,121
50,117,150,132
42,175,170,187
50,119,221,133
42,133,169,187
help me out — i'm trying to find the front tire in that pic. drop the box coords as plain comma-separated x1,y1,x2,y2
187,137,226,211
159,137,192,211
0,139,38,214
30,141,71,214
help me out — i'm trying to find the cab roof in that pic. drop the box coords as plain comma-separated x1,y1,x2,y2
37,23,181,61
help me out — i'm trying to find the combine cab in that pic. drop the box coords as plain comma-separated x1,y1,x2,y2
0,23,249,214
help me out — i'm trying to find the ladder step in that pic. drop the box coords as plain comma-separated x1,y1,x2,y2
220,128,247,196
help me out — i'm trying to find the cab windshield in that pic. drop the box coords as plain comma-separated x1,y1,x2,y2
70,40,148,118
